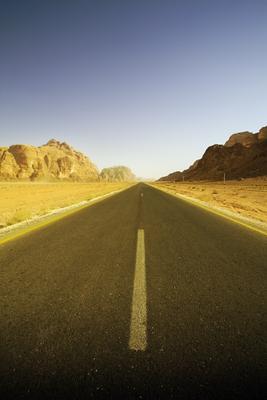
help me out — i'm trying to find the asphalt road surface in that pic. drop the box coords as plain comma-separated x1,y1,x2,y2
0,183,266,399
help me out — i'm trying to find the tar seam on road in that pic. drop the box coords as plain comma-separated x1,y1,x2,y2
129,228,147,351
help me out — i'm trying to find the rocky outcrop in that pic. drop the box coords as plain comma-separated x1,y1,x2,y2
0,139,99,181
224,131,257,148
100,166,136,182
159,126,267,181
258,126,267,142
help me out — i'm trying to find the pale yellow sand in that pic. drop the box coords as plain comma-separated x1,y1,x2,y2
0,182,132,227
153,178,267,224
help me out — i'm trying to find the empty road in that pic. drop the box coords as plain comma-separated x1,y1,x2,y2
0,183,266,399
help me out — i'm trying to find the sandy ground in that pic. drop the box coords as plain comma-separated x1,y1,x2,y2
153,178,267,225
0,182,132,228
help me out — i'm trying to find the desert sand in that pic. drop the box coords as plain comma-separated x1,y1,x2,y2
154,178,267,224
0,182,132,228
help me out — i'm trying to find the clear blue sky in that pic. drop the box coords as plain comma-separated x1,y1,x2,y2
0,0,266,178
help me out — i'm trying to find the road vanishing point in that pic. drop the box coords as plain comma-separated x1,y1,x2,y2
0,183,266,399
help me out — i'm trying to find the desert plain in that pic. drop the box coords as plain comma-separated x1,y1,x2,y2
1,179,267,230
154,178,267,225
0,181,132,228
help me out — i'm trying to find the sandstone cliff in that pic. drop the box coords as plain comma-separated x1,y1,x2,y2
0,139,99,181
159,126,267,181
100,166,136,182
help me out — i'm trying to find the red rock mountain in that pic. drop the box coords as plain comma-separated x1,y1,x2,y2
0,139,99,181
159,126,267,181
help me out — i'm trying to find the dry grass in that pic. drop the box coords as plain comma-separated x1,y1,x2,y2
153,178,267,224
0,182,133,228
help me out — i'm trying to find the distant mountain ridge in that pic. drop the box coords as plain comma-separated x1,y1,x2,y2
159,126,267,181
0,139,99,181
100,166,136,182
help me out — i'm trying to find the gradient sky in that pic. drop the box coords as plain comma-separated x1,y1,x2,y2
1,0,266,178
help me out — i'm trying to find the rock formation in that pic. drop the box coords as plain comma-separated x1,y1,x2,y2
100,166,136,182
159,126,267,181
0,139,99,181
224,131,258,148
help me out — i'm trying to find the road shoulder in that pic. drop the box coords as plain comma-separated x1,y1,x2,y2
150,184,267,237
0,187,130,246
